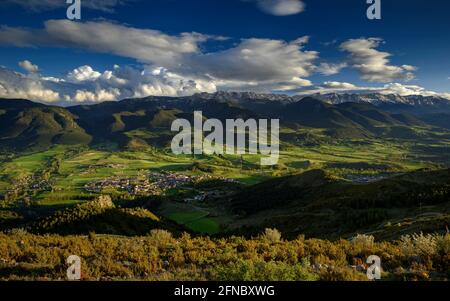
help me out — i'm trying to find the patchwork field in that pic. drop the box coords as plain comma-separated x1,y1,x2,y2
0,133,449,237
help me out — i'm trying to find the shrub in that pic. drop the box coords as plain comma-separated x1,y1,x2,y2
0,231,448,281
148,229,174,246
213,258,318,281
436,234,450,255
319,266,368,281
351,234,375,249
261,228,282,243
399,233,438,257
8,228,28,236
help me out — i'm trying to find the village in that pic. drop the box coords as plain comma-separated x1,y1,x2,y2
84,171,238,199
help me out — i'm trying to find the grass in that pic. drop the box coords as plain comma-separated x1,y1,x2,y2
168,211,220,234
38,199,86,207
186,218,221,234
169,211,209,224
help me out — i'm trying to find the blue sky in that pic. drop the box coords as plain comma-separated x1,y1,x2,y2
0,0,449,104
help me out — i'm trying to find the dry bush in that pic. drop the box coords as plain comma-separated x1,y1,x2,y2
351,234,375,250
261,228,282,243
399,233,438,257
148,229,174,246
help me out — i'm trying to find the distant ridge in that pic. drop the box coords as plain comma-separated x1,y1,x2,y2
0,91,449,151
3,91,449,110
313,93,450,106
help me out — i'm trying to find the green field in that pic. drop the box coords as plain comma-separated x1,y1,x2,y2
186,218,221,234
169,211,210,224
0,134,449,235
169,211,221,234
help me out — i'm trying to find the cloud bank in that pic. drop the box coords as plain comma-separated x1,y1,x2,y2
0,20,444,103
0,20,321,100
0,20,208,66
0,63,218,104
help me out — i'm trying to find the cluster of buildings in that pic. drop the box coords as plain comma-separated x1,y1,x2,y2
3,175,52,203
7,175,51,193
84,172,237,196
30,179,52,191
84,176,159,195
148,172,194,191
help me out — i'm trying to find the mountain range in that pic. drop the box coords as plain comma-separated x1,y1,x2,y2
195,91,450,109
0,92,449,151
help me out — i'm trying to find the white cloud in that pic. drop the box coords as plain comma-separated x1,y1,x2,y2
2,63,450,104
0,67,60,102
185,37,317,91
378,83,449,98
67,66,102,82
402,65,417,72
0,21,318,93
0,20,209,65
340,38,416,83
1,0,132,13
321,81,356,90
251,0,305,16
0,63,220,104
0,20,440,101
64,65,217,101
317,62,347,76
132,67,217,98
70,88,121,103
41,76,65,83
18,60,39,73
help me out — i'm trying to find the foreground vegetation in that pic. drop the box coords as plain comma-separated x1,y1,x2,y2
0,229,448,281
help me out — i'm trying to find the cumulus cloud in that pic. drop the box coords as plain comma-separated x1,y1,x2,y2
70,89,121,103
0,67,60,102
340,38,416,83
249,0,305,16
130,67,217,98
0,44,317,103
0,63,219,104
2,62,449,104
18,60,39,73
185,36,317,91
67,66,102,82
1,20,438,101
1,0,132,13
0,19,319,94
